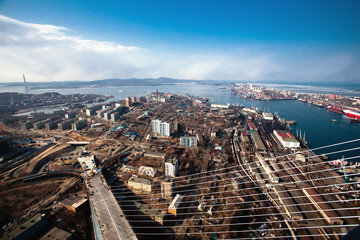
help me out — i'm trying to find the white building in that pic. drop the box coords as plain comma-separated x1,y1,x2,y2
165,158,178,177
159,122,170,137
152,119,161,134
211,104,229,109
138,166,157,177
262,112,274,121
168,194,183,216
273,130,300,149
152,119,170,137
180,136,197,147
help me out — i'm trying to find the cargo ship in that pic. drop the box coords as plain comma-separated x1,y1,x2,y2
343,109,360,118
312,101,324,107
327,105,343,114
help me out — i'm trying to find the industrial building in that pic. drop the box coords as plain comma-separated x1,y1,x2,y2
251,130,266,150
210,104,229,109
273,185,303,220
273,129,300,149
165,157,178,177
302,188,344,225
262,112,274,121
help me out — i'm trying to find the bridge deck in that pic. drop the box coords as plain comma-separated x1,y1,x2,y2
86,175,137,240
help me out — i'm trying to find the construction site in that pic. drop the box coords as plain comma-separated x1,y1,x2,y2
0,91,359,239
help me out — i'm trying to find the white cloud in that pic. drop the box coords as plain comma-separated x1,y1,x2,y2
0,15,357,83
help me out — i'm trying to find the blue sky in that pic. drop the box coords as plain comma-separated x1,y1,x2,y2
0,0,359,83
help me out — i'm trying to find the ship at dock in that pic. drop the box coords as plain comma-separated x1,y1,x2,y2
312,101,324,107
343,109,360,118
327,105,343,114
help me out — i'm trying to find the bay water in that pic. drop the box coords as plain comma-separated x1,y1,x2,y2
1,84,359,161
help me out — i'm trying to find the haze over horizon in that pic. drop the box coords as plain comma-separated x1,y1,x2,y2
0,1,360,84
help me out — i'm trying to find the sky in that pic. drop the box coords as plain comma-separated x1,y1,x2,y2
0,0,360,84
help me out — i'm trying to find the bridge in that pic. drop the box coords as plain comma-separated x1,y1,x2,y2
85,174,137,240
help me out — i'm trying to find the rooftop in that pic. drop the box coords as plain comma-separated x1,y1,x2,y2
60,195,87,209
128,175,152,185
165,157,178,165
169,194,183,210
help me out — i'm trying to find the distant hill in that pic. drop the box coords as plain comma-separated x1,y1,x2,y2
2,77,231,89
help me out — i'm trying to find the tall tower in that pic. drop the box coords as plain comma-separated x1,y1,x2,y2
23,74,29,94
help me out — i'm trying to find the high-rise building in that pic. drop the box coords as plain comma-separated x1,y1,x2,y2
180,136,197,147
165,158,178,177
152,119,161,134
159,122,170,137
152,119,170,137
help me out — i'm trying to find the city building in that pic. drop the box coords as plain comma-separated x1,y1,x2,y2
144,151,166,159
138,166,157,177
72,119,87,131
152,119,170,137
85,105,102,116
161,178,173,198
60,196,88,214
110,112,119,121
103,110,114,121
168,194,183,216
159,121,170,137
127,175,152,192
151,119,161,134
134,202,167,225
58,119,75,131
65,111,77,119
180,136,198,147
138,96,147,103
165,158,178,177
45,119,62,131
273,130,300,149
97,109,108,118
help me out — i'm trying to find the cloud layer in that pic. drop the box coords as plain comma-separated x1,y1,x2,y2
0,15,358,83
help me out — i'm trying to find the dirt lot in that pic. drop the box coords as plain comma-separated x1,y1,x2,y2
0,177,76,228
